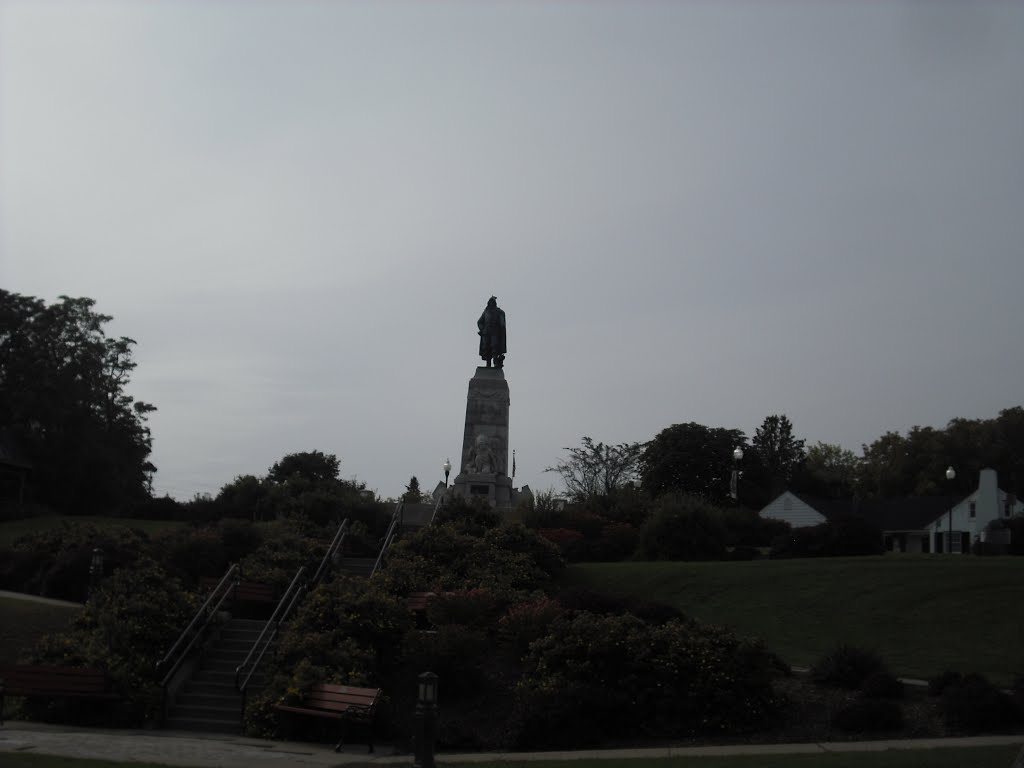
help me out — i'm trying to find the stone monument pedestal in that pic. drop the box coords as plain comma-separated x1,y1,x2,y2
451,367,511,508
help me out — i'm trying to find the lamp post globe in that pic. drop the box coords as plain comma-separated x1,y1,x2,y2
733,447,744,462
946,466,956,482
443,458,452,488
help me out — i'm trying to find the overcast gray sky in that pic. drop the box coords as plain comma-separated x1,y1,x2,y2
2,0,1021,501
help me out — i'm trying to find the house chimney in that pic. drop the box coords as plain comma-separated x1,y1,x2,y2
978,468,998,525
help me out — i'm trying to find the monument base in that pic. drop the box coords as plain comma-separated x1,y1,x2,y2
451,473,513,508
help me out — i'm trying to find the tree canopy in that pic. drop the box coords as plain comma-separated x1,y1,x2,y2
0,291,156,512
640,422,745,505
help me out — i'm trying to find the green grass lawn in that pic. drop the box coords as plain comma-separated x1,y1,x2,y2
0,597,82,665
0,515,185,548
562,557,1024,683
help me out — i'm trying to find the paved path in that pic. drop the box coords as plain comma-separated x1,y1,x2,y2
1,722,1022,767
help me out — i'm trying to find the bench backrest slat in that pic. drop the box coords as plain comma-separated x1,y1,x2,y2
1,666,109,695
301,684,380,712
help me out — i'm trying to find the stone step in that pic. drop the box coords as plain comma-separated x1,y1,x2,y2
202,661,243,675
177,691,242,709
172,702,241,720
203,652,248,666
225,619,268,630
190,669,239,685
216,639,261,652
182,684,235,700
165,716,241,734
220,630,264,643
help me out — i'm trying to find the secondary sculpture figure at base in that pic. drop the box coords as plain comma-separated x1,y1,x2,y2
477,296,507,368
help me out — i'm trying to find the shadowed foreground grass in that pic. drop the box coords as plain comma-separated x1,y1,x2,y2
563,556,1024,683
450,748,1023,768
2,747,1023,768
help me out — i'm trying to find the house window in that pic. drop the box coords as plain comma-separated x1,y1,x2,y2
950,533,962,554
783,496,792,511
969,502,976,519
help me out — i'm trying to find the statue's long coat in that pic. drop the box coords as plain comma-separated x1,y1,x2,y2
477,304,506,360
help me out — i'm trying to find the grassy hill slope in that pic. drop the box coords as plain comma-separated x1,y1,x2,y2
563,556,1024,683
0,515,184,548
0,597,82,665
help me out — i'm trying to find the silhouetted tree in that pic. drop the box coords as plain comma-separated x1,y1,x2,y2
545,436,645,502
640,423,745,505
403,475,423,503
0,291,156,512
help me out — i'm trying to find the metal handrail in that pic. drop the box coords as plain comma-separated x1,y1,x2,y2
310,518,350,587
370,501,404,578
157,563,239,688
235,566,307,709
429,494,444,526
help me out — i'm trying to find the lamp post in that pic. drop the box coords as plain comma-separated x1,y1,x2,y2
731,447,744,502
442,458,451,489
413,672,438,768
946,466,956,554
88,547,104,599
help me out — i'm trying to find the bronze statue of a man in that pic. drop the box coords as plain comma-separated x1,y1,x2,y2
477,296,506,368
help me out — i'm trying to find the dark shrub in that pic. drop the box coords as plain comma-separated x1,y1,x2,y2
153,526,228,588
513,612,781,748
4,523,151,601
721,508,790,548
772,516,883,558
941,672,1019,733
861,671,904,699
218,518,266,563
497,595,563,654
557,587,685,625
811,645,889,690
832,698,904,732
27,557,195,725
434,494,501,534
928,669,963,697
638,493,728,561
425,588,506,630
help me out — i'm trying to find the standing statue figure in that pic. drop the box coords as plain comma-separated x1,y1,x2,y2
477,296,506,369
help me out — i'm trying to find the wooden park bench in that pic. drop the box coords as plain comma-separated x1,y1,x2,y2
275,683,382,753
405,591,436,613
0,665,119,724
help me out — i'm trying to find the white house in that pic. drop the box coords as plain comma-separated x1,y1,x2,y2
759,468,1022,554
923,468,1021,553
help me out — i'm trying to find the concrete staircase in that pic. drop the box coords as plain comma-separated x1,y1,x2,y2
339,557,377,578
165,618,269,733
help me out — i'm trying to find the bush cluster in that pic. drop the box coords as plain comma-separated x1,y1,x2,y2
811,645,891,690
513,612,781,747
24,558,196,725
930,672,1019,733
770,516,883,558
0,523,151,601
812,646,905,734
244,503,787,751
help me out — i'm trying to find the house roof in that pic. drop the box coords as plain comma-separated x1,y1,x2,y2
858,496,952,531
790,492,958,532
791,493,858,521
